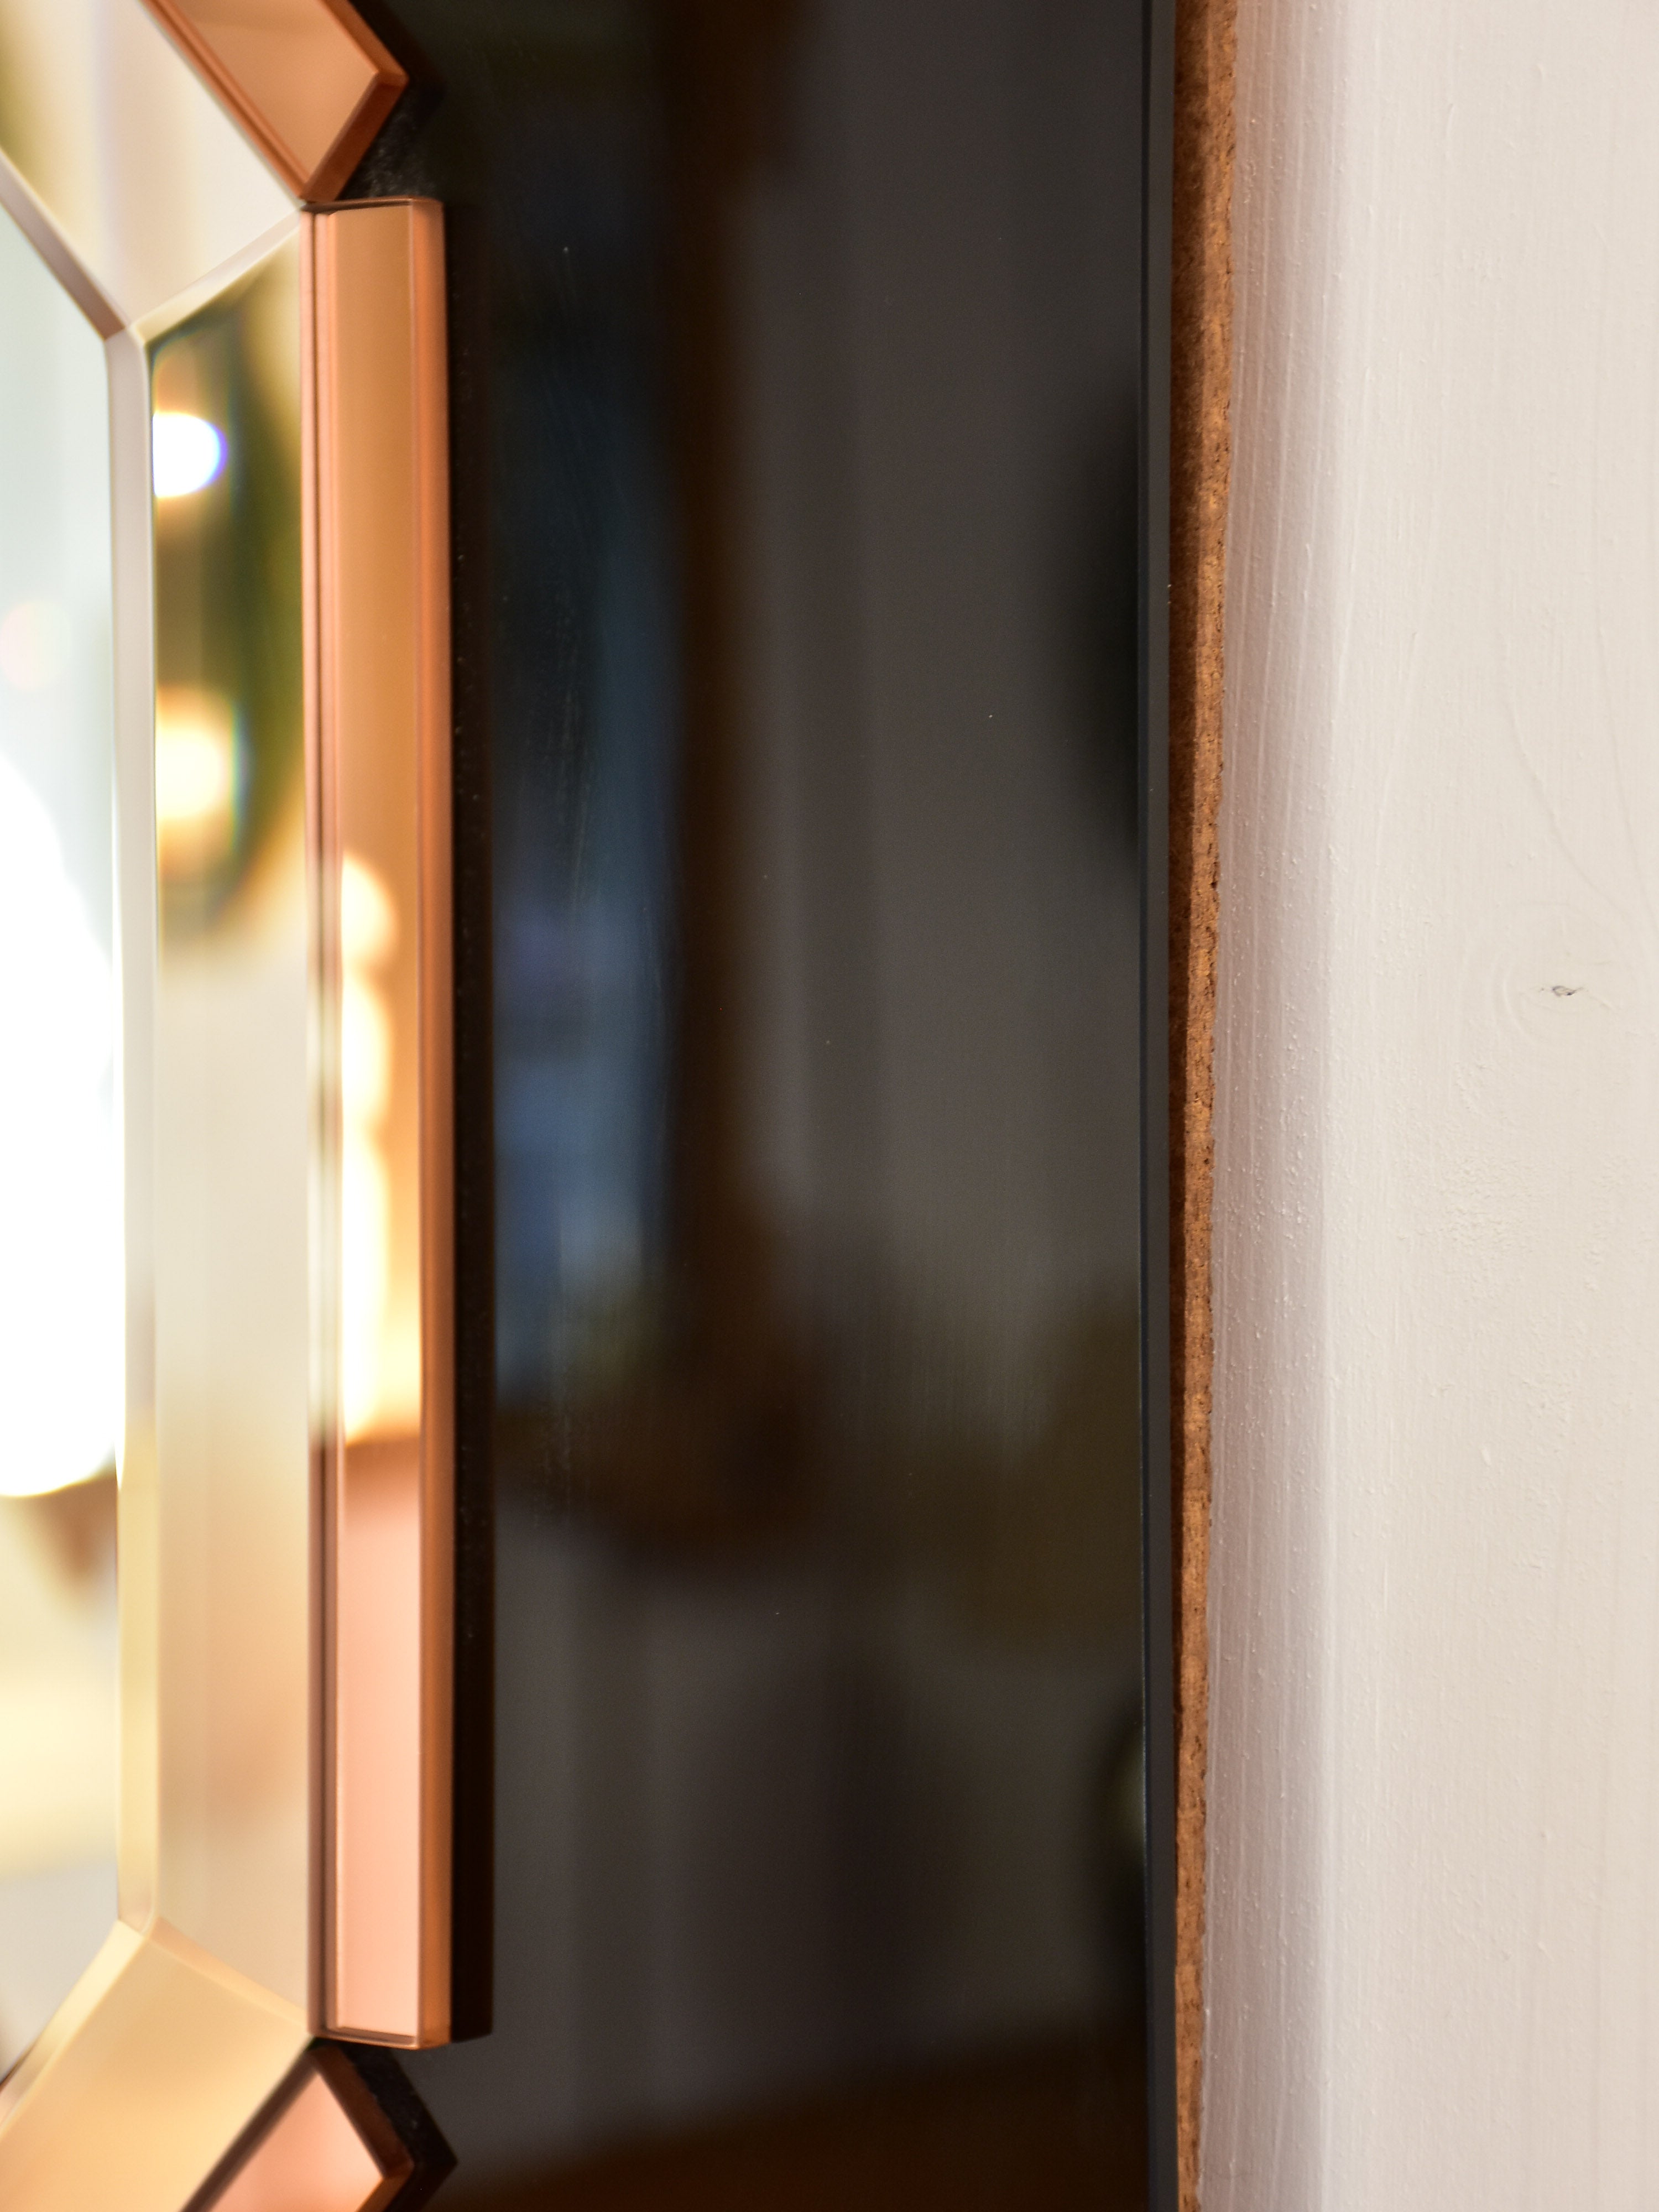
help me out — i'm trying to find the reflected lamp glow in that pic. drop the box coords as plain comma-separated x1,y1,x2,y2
152,409,226,498
341,853,400,1440
0,758,120,1499
155,685,239,878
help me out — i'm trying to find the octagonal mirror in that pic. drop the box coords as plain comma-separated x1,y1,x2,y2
0,3,474,2206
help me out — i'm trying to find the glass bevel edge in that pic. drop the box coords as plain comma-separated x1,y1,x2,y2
0,0,295,333
0,108,304,1989
140,0,408,207
306,199,457,2051
0,139,120,334
0,181,319,2184
128,216,304,352
116,217,310,1952
110,312,161,1933
186,2038,456,2212
0,1919,307,2208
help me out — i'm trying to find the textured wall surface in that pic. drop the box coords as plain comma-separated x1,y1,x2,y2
1208,2,1659,2204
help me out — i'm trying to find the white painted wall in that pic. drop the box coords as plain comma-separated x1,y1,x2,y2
1207,3,1659,2204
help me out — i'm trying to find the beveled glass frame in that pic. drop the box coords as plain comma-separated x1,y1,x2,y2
0,3,458,2204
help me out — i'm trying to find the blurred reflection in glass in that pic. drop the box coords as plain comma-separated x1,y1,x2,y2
395,0,1146,2200
474,14,680,1416
0,195,119,2069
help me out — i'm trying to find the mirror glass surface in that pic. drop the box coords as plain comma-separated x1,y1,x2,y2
0,195,120,2074
392,0,1147,2203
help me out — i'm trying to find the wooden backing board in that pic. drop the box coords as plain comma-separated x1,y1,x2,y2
1169,0,1235,2204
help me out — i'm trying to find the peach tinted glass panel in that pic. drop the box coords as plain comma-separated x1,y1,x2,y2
207,2064,400,2212
144,0,405,200
310,199,453,2045
0,1922,306,2212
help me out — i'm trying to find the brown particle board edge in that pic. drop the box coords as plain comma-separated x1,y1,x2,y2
1169,0,1235,2205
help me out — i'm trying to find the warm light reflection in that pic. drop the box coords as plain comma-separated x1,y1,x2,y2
0,757,119,1499
155,685,239,879
0,598,69,692
152,409,226,498
341,855,408,1439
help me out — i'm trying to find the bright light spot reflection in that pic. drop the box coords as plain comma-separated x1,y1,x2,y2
155,688,237,878
342,854,397,966
0,756,119,1498
152,411,225,499
341,855,411,1441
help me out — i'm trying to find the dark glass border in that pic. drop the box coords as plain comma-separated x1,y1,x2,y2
356,0,1171,2169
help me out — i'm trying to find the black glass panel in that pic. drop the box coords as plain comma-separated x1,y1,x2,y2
369,1,1147,2199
